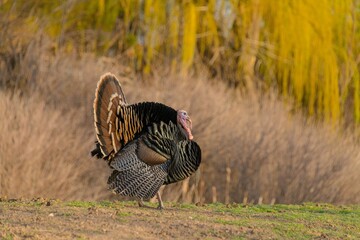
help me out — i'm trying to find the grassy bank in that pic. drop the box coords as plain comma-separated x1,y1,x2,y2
1,198,359,239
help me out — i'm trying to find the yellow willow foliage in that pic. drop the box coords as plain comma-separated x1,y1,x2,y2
97,0,105,27
167,0,180,72
120,0,132,29
355,71,360,123
257,0,353,123
181,1,197,74
198,0,219,56
3,0,360,125
142,0,167,74
232,0,265,90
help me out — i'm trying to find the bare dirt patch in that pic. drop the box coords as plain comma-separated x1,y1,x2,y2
1,199,253,239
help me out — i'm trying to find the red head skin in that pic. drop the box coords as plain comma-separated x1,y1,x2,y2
177,110,193,140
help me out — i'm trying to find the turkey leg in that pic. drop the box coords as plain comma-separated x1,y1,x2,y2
156,192,164,210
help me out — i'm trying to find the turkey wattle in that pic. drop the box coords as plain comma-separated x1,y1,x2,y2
91,73,201,209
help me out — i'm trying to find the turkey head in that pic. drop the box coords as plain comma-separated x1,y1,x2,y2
177,110,193,140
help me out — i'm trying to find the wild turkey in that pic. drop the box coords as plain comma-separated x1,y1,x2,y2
91,73,201,209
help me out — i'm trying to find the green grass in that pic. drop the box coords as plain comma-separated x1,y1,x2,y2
2,233,14,240
208,203,360,239
1,199,359,239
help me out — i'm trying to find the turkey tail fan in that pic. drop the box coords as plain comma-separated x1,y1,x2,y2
93,73,127,159
165,141,202,185
92,81,179,160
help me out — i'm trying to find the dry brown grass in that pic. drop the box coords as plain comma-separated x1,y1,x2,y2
0,92,105,200
1,39,360,204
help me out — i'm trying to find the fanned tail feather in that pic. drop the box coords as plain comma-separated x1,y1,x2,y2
93,73,127,159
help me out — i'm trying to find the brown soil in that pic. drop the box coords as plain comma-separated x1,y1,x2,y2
1,199,258,240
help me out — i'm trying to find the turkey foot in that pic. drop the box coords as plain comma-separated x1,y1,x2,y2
137,198,163,210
